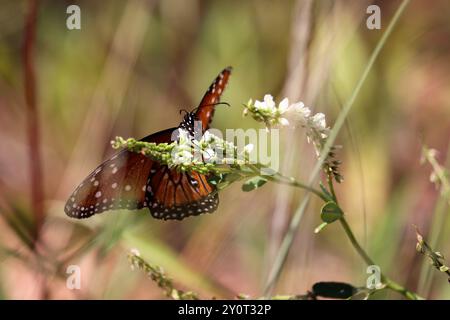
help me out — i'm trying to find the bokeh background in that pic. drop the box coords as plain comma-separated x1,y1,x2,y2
0,0,449,299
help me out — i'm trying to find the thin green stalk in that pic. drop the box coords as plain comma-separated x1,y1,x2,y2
339,218,374,266
266,173,327,201
327,173,337,202
246,163,327,201
263,0,411,297
384,281,422,300
340,217,423,300
335,170,422,299
309,0,411,186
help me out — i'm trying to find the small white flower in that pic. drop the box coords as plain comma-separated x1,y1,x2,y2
311,113,326,130
245,95,294,128
172,149,193,165
177,129,191,145
201,131,215,144
203,148,218,162
430,172,438,184
130,248,140,256
291,101,305,111
290,101,311,123
278,98,290,113
255,94,276,112
243,143,254,154
279,117,289,126
291,101,311,118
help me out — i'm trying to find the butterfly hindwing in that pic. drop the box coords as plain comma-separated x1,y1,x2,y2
145,164,219,220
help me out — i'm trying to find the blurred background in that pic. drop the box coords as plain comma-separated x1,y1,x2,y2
0,0,449,299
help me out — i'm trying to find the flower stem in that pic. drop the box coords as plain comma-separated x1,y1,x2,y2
339,218,375,266
383,279,423,300
328,169,422,299
265,173,328,201
338,196,423,300
245,163,327,201
327,173,337,201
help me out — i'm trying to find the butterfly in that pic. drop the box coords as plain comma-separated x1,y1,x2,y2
65,66,232,220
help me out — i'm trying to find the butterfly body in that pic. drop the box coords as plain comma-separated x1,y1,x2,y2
65,67,232,220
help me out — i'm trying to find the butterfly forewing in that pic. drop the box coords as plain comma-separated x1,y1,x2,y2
195,66,232,131
65,151,152,218
64,129,175,219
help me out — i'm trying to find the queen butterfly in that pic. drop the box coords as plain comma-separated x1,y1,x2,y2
65,67,232,220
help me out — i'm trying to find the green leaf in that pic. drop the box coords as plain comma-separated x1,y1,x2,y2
242,176,268,192
312,282,357,299
320,201,343,223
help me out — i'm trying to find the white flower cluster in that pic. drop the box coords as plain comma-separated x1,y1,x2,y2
292,102,330,157
243,94,329,155
129,248,140,270
113,130,253,175
171,129,195,166
198,131,247,164
244,94,291,128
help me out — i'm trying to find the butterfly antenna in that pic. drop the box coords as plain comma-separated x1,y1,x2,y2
190,102,230,113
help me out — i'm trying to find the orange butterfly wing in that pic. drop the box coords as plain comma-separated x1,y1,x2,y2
195,66,232,131
64,128,174,219
145,164,218,220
